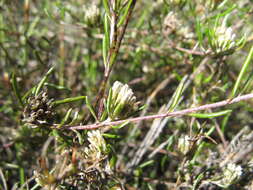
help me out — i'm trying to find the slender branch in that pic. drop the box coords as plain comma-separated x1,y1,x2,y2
95,0,137,118
68,93,253,130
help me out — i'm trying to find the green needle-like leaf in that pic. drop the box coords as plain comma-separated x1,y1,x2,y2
53,96,86,106
188,110,232,119
231,45,253,97
11,73,24,107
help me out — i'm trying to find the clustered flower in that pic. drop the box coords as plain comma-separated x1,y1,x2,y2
84,130,107,160
163,11,194,40
108,81,137,120
178,135,191,155
212,23,236,52
82,130,112,181
34,131,112,187
208,16,246,54
211,162,243,188
23,90,55,127
84,3,100,26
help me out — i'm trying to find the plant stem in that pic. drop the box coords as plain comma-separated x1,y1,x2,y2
96,0,137,119
68,93,253,130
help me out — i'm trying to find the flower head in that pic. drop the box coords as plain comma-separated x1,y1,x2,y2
84,3,100,26
211,162,243,187
112,81,136,105
84,130,107,160
87,130,107,153
222,163,242,185
178,135,191,155
108,81,137,120
213,24,236,52
163,12,179,36
209,17,245,53
82,130,112,181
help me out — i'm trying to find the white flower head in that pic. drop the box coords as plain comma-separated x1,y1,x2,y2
210,17,241,53
109,81,137,119
84,3,100,26
87,130,107,153
82,130,112,180
178,135,191,155
112,81,136,105
223,163,242,184
212,163,243,187
214,25,236,52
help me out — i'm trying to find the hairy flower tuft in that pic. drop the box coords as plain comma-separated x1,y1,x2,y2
84,3,100,26
209,17,245,53
213,25,236,52
178,135,191,155
108,81,137,120
211,162,243,187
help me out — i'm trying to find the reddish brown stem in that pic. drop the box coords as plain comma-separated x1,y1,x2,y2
69,93,253,130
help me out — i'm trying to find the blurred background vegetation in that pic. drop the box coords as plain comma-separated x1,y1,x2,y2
1,0,253,189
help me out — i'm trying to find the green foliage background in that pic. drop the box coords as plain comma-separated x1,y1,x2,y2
1,0,253,189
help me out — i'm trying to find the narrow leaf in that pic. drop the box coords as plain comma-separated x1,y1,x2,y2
102,0,111,16
11,73,24,107
44,82,71,91
106,88,113,115
59,108,73,126
112,121,129,129
139,160,154,169
53,96,86,106
102,133,121,139
103,14,110,67
85,96,98,121
168,76,188,112
188,110,232,119
117,0,133,27
35,67,54,96
231,45,253,97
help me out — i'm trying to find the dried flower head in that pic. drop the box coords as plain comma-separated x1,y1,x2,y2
163,11,179,36
108,81,137,120
23,90,55,128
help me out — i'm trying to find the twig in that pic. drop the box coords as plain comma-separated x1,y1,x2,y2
96,0,137,118
68,93,253,130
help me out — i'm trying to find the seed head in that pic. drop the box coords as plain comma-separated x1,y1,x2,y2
22,90,55,128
